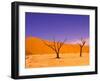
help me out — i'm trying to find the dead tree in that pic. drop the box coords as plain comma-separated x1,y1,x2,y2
42,38,66,59
78,38,86,57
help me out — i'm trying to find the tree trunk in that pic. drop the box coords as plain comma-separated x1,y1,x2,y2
56,52,60,59
80,47,82,57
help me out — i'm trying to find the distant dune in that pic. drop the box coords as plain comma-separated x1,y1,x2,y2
25,37,89,55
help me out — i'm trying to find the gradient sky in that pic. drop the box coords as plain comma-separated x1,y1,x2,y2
25,12,89,42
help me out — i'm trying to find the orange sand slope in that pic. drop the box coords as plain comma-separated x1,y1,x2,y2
25,37,89,55
25,37,89,68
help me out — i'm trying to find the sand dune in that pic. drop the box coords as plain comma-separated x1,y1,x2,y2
25,37,89,55
25,37,89,68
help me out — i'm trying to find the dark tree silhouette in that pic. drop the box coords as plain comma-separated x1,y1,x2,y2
78,38,86,57
42,38,66,59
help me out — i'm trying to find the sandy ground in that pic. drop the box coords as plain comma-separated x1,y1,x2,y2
25,53,89,68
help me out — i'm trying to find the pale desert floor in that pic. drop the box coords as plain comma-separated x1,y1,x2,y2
25,53,89,68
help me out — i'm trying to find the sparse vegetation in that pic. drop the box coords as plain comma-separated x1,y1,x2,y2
25,37,89,68
42,38,66,59
78,38,86,57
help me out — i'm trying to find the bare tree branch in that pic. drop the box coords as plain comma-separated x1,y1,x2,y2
78,38,86,57
42,40,55,51
42,38,67,58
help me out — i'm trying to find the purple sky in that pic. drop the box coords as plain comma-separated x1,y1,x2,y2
25,12,89,42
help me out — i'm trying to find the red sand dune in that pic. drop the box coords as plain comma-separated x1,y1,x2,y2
25,37,89,55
